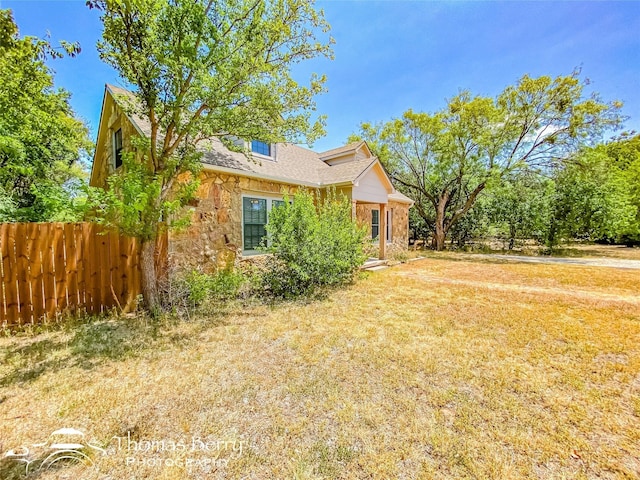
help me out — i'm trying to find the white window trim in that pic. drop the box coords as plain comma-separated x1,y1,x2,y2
371,209,380,240
241,193,285,255
371,208,394,244
248,141,277,162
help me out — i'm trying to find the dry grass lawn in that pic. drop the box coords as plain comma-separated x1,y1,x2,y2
550,244,640,260
1,255,639,479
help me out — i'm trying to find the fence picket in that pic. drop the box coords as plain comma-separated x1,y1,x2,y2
0,223,154,327
16,224,33,324
53,224,67,316
3,225,19,322
64,223,79,312
42,224,58,320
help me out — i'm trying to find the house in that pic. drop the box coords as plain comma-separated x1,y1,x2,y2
90,84,413,270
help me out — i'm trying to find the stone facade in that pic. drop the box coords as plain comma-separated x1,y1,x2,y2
168,171,298,272
356,200,411,256
170,173,412,270
91,87,413,271
90,93,140,188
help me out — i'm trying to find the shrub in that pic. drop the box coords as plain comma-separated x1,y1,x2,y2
206,269,245,301
160,267,244,316
261,189,367,297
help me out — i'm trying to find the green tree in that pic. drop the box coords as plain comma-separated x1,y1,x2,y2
487,171,554,249
547,136,638,246
261,189,366,297
0,9,91,222
352,72,622,250
601,133,640,245
448,195,490,248
87,0,333,310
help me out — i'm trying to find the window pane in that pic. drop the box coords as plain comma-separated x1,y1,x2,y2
371,210,379,239
114,129,123,169
386,209,392,242
243,197,267,250
251,140,271,156
244,224,266,250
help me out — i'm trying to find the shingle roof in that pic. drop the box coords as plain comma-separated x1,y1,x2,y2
103,84,409,199
318,141,365,160
318,157,376,185
388,191,414,205
199,137,330,186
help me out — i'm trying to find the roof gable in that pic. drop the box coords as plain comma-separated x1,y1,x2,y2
318,140,374,165
92,84,409,204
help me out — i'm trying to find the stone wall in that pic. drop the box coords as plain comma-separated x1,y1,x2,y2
168,171,297,272
355,200,410,256
169,172,412,270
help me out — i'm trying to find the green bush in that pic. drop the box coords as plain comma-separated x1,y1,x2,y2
183,269,211,307
207,269,245,301
261,189,367,297
165,268,244,311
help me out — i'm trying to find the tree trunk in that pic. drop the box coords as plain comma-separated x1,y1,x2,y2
140,238,160,313
434,223,446,250
433,196,449,251
509,224,516,250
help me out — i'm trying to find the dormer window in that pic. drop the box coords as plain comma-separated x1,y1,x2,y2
113,128,123,169
251,140,271,157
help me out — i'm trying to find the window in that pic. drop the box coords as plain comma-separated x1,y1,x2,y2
386,209,393,242
243,197,267,250
371,209,379,239
113,128,123,169
242,196,286,252
251,140,271,157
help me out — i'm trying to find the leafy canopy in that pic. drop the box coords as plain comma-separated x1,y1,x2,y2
549,133,640,245
87,0,333,237
0,9,91,222
352,72,623,249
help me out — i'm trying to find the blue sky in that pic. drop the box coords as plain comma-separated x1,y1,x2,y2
4,0,640,153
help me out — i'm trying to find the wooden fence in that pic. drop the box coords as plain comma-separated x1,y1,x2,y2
0,223,165,327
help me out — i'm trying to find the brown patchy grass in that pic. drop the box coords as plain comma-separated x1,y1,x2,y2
550,244,640,260
461,242,640,261
1,256,639,479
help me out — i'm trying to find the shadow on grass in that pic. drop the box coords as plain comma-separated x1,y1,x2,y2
0,282,352,390
0,450,98,480
0,309,231,388
425,242,640,259
416,250,521,266
0,458,29,480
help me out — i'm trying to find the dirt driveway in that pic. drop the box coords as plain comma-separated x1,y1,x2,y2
472,254,640,270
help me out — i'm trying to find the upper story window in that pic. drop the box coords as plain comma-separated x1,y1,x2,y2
113,128,123,169
251,140,271,157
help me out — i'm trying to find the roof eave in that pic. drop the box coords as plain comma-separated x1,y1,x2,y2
389,194,415,205
89,85,110,187
105,85,148,138
200,162,321,188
